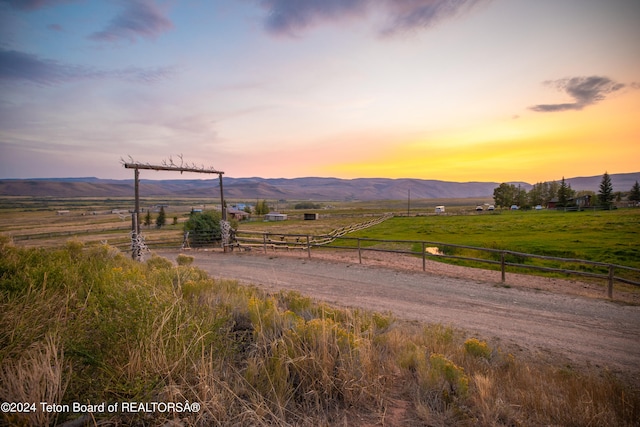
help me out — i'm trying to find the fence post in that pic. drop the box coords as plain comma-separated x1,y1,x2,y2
422,242,426,271
608,265,614,299
358,238,362,264
306,235,311,259
263,233,267,253
501,252,506,283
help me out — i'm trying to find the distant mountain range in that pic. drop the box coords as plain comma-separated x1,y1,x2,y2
0,173,638,201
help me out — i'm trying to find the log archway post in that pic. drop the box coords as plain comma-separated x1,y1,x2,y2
123,158,225,260
134,168,140,233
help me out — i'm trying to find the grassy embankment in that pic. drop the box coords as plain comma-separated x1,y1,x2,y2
1,236,638,426
335,209,640,284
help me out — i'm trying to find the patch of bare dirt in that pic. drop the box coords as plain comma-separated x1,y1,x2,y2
243,247,639,304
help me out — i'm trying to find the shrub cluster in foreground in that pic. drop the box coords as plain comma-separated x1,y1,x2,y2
0,236,638,426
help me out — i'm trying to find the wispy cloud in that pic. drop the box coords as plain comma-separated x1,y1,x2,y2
0,49,94,84
381,0,489,36
258,0,490,36
0,48,175,85
90,0,173,43
113,65,177,84
529,76,625,112
0,0,78,11
261,0,366,35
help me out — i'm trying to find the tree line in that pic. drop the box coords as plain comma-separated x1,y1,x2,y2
493,173,640,209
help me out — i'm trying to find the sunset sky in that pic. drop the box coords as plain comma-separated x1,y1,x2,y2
1,0,639,183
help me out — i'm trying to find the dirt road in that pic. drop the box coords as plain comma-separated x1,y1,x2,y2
161,250,640,382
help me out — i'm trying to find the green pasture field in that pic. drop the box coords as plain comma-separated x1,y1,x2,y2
348,208,640,269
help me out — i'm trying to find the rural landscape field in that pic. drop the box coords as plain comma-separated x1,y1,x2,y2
1,194,639,426
3,0,640,425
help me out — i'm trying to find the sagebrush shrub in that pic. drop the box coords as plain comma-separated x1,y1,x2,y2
464,338,492,359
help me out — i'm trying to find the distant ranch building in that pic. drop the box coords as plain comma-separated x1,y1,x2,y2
547,195,591,209
228,208,249,221
264,212,287,221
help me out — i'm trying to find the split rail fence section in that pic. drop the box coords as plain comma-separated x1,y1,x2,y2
233,230,640,299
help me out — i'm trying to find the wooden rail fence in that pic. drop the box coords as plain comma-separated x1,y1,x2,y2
233,214,393,250
232,231,640,299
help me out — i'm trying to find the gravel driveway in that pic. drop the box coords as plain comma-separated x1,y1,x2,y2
158,249,640,384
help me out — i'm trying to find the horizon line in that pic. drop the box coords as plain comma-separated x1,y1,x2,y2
1,171,639,185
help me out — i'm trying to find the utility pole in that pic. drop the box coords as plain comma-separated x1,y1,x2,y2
407,188,411,216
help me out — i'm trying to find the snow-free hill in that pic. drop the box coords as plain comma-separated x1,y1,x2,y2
563,173,640,192
0,173,638,200
0,177,521,200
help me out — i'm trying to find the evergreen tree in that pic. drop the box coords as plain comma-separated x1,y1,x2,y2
598,172,614,209
184,210,222,247
144,210,152,228
156,206,166,228
557,177,572,207
629,181,640,204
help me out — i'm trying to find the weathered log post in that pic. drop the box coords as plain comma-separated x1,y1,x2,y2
608,265,614,299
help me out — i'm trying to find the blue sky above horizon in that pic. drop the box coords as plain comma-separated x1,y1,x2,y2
1,0,639,183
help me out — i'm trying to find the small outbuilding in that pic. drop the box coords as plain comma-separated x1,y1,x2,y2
435,206,445,213
228,208,250,221
304,213,319,220
264,212,288,221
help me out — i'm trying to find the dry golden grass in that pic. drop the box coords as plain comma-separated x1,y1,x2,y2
0,235,638,426
0,334,69,426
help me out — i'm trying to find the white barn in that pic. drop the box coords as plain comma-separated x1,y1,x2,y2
264,212,287,221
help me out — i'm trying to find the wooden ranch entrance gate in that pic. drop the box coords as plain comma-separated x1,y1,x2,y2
123,157,225,260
